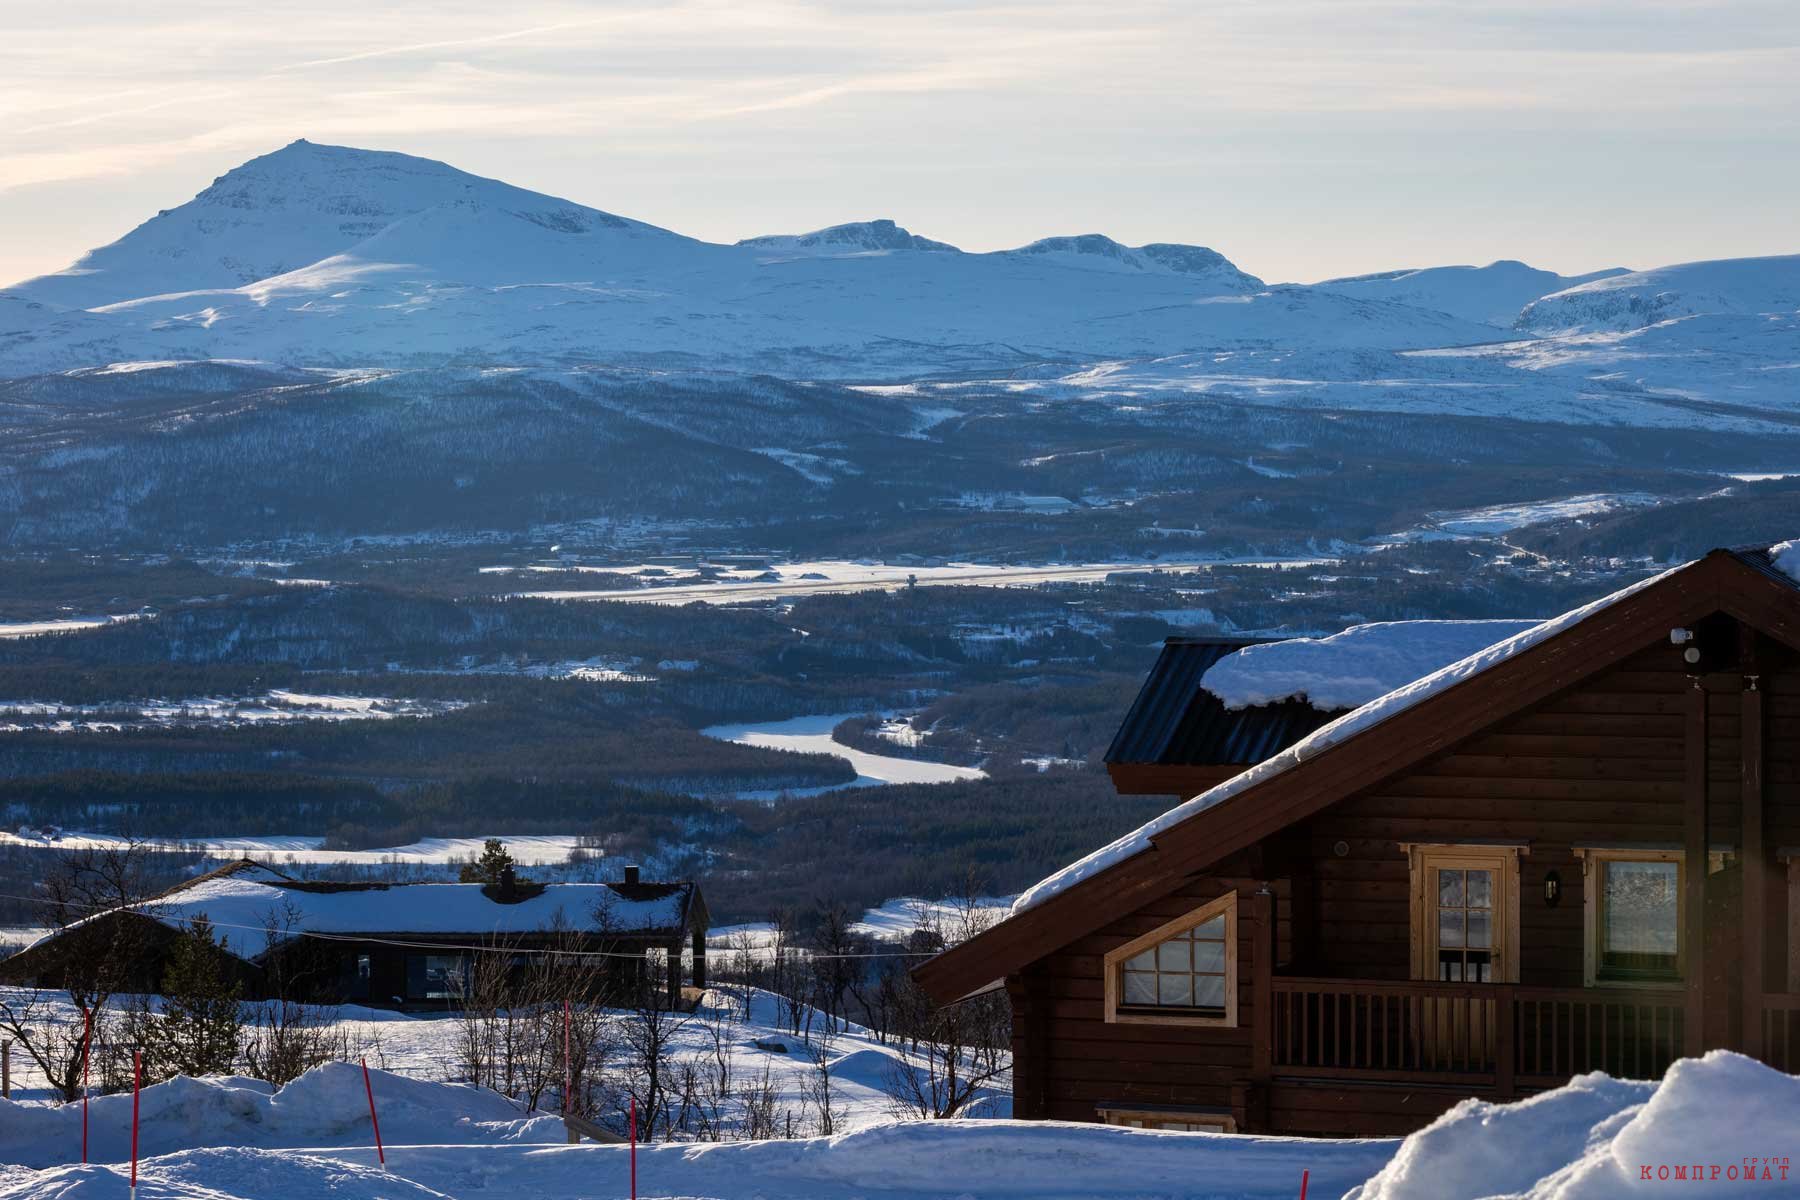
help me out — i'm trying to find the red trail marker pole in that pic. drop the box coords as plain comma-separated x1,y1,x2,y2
80,1006,91,1164
630,1094,637,1200
361,1056,386,1168
1298,1168,1310,1200
130,1050,141,1200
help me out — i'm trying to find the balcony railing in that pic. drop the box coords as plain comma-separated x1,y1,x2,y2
1266,976,1688,1095
1761,994,1800,1073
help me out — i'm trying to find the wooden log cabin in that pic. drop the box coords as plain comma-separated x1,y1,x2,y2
2,860,709,1011
916,545,1800,1136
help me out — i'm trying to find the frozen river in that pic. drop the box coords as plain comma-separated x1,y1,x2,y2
701,712,985,797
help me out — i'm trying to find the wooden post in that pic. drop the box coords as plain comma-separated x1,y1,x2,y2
1494,984,1516,1099
665,941,681,1007
691,925,707,991
1250,888,1274,1130
1011,966,1049,1120
1683,682,1709,1057
1789,860,1800,994
2,1037,9,1099
1741,663,1765,1057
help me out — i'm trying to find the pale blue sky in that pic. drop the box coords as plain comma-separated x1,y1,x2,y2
3,0,1797,287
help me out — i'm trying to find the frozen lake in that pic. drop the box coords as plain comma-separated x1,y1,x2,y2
701,712,985,797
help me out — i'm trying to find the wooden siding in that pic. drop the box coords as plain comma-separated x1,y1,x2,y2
1018,864,1281,1124
1008,621,1800,1136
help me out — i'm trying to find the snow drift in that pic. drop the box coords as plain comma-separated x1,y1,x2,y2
1348,1051,1798,1199
0,1062,561,1169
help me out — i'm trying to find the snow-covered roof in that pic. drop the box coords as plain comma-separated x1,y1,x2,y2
1199,619,1540,712
19,863,696,962
1013,562,1692,914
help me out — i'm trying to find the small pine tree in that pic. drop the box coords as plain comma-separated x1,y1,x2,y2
459,838,520,885
144,915,243,1081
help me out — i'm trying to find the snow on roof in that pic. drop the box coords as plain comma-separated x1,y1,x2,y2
1199,620,1540,712
1012,562,1689,915
1772,538,1800,584
23,868,692,961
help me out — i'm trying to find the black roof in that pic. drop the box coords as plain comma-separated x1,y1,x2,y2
1105,637,1338,768
1725,545,1796,589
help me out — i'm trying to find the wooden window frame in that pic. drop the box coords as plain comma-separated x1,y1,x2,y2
1576,846,1686,988
1404,843,1523,984
1102,892,1238,1027
1097,1106,1237,1133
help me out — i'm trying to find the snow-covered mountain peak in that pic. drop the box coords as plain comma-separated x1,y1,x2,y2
999,235,1263,289
1518,253,1800,334
9,140,670,309
738,219,960,256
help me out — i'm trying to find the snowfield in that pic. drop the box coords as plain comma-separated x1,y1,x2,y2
1,1051,1793,1199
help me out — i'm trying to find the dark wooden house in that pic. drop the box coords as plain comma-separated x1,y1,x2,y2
917,546,1800,1136
4,860,709,1010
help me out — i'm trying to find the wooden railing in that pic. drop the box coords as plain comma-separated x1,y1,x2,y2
1268,977,1687,1096
1761,994,1800,1073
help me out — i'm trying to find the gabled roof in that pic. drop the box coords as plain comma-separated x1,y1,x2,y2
916,547,1800,1002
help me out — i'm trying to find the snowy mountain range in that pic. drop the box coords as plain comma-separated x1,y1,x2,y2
1,139,1797,434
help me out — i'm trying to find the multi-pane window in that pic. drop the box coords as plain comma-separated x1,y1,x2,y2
1597,858,1680,981
1105,893,1237,1025
1435,867,1496,983
1121,915,1229,1011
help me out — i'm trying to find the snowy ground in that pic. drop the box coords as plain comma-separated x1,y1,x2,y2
2,1051,1789,1198
509,557,1328,606
0,691,468,732
701,713,986,795
708,896,1015,965
0,830,592,868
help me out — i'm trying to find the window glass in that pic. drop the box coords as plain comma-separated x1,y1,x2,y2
406,953,467,1000
1435,866,1495,982
1118,910,1228,1013
1599,859,1680,979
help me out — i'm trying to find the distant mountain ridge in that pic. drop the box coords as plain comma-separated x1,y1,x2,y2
1,141,1795,427
1310,260,1630,327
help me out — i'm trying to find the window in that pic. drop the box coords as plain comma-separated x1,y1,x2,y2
1102,892,1237,1026
1404,843,1523,984
1099,1107,1236,1133
1579,848,1683,985
406,953,468,1000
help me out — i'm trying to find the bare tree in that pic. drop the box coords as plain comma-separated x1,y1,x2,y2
881,882,1011,1120
806,902,868,1035
685,996,737,1141
243,901,345,1086
616,969,691,1140
802,1023,840,1136
0,840,157,1101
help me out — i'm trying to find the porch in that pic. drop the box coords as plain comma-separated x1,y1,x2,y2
1245,973,1800,1133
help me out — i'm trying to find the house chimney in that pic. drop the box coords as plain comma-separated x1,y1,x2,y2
623,864,640,886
